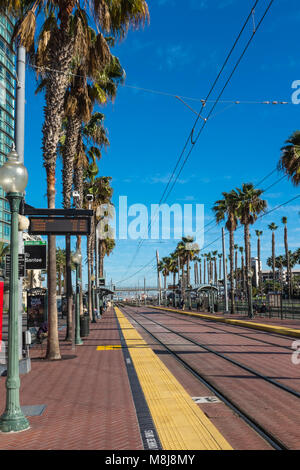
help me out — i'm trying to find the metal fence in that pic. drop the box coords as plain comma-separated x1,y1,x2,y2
217,298,300,320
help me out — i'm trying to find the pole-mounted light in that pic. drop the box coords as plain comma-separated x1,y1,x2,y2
72,249,83,345
0,146,29,433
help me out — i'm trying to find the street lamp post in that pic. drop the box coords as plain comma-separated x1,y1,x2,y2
72,249,83,346
90,275,96,323
0,147,30,433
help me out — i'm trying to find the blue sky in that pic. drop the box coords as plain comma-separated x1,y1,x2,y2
23,0,300,288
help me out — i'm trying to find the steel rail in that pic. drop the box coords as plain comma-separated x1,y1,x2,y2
118,303,293,450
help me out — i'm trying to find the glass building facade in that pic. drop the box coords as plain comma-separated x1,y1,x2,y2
0,14,15,243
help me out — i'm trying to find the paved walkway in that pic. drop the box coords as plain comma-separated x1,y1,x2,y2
0,308,142,450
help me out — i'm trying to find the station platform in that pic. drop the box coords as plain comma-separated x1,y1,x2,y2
150,306,300,339
0,306,236,451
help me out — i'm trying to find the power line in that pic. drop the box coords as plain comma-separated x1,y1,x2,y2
121,0,265,279
163,0,275,204
201,194,300,252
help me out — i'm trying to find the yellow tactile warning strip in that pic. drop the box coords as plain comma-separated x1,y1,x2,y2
115,306,232,450
151,306,300,339
96,345,122,350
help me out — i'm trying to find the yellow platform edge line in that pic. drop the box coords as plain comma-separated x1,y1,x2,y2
150,306,300,338
115,307,232,451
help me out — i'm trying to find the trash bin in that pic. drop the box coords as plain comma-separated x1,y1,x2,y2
80,315,89,337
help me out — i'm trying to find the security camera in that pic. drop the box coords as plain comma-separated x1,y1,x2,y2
72,191,80,200
86,194,94,202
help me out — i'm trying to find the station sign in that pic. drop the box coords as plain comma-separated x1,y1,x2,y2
28,217,91,235
24,242,47,270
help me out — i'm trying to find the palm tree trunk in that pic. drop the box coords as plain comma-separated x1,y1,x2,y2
257,237,262,296
229,230,235,314
58,265,62,296
87,216,95,320
46,169,61,360
99,240,104,278
43,27,76,361
235,249,238,289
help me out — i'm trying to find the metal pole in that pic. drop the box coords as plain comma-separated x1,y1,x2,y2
95,230,99,317
222,228,229,314
75,263,83,345
15,46,26,360
156,250,161,305
144,277,146,306
0,193,29,432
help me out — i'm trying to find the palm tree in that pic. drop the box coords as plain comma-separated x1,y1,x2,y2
282,217,292,299
268,223,278,291
56,248,66,296
278,131,300,186
83,174,114,318
158,257,172,304
213,192,239,314
234,183,267,318
4,0,149,360
255,230,263,295
239,246,246,298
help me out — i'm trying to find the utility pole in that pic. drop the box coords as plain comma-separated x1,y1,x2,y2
15,46,26,362
156,250,161,305
222,228,229,314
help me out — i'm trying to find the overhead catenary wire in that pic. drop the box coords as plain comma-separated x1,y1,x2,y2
119,0,268,282
200,194,300,253
163,0,275,205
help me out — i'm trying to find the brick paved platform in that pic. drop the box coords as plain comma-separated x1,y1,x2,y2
0,308,143,450
1,305,293,450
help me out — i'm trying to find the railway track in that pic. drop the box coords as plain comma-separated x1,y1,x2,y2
117,303,300,450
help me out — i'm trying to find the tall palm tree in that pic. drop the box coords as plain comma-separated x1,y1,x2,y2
234,184,267,317
84,174,114,317
282,217,292,299
213,192,239,314
278,131,300,186
4,0,149,360
255,230,263,295
268,222,278,291
56,248,66,296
